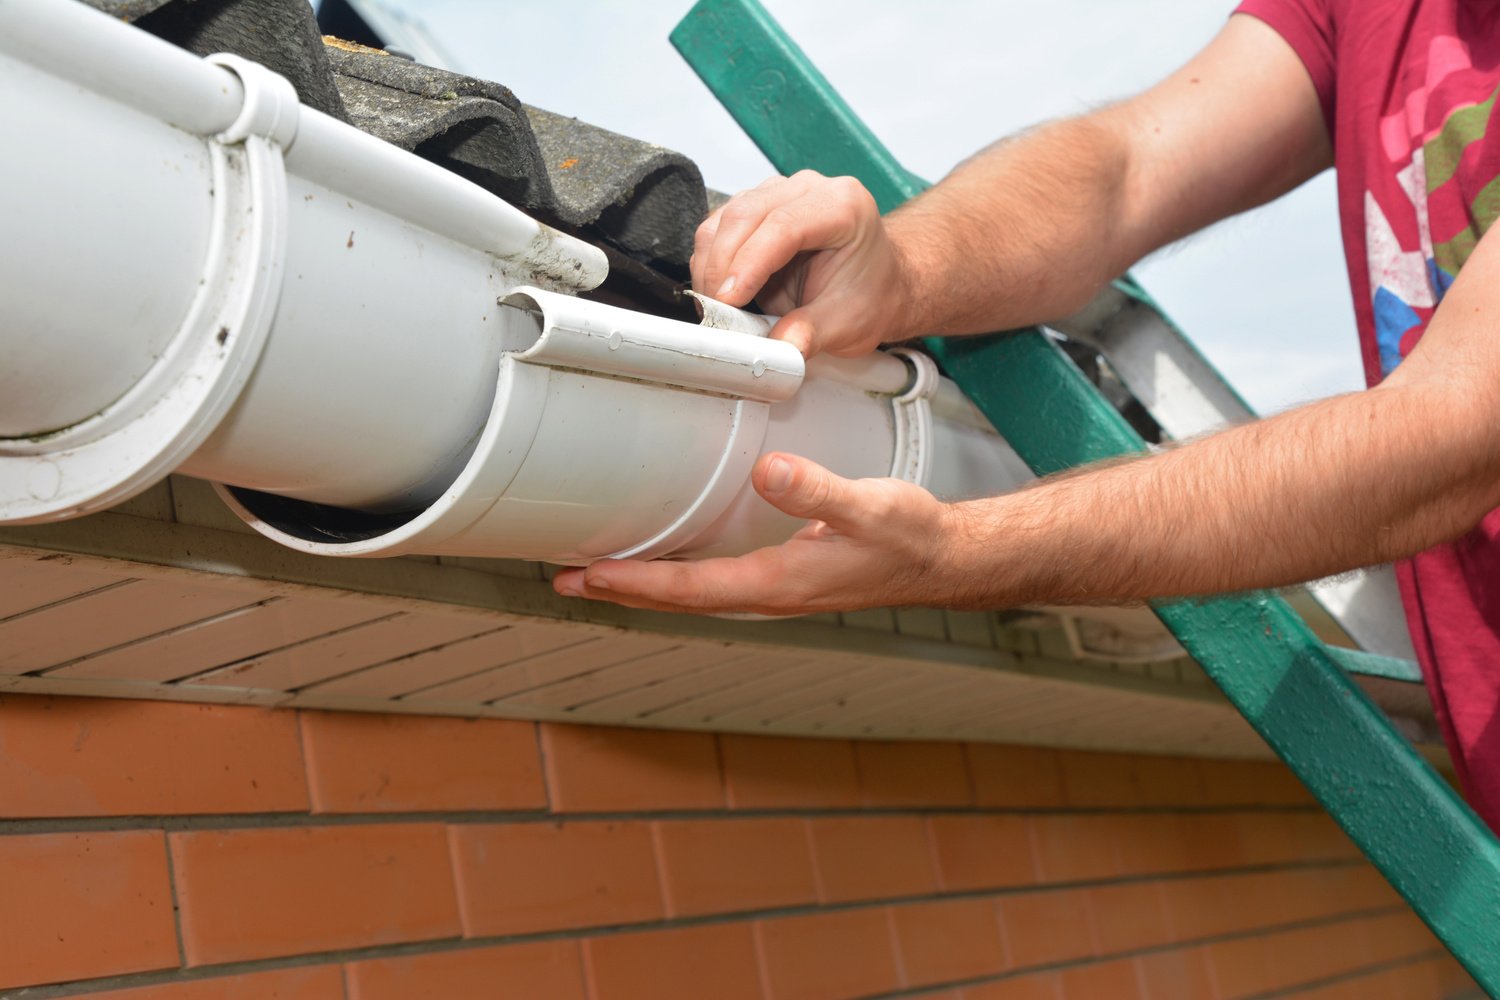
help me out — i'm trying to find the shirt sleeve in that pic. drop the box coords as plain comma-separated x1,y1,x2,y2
1235,0,1337,139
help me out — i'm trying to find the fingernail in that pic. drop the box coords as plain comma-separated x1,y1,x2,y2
556,582,581,598
764,456,793,492
585,574,612,592
716,275,737,299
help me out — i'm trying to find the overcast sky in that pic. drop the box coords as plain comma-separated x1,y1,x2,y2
407,0,1363,415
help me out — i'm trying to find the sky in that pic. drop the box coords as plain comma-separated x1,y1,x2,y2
398,0,1364,416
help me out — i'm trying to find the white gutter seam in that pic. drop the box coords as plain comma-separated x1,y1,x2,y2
603,399,770,562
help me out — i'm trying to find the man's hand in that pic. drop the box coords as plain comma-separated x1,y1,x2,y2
692,171,911,358
554,215,1500,616
692,15,1331,363
553,14,1357,619
555,208,1500,619
551,452,963,615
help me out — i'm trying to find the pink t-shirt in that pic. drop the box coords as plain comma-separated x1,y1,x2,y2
1238,0,1500,829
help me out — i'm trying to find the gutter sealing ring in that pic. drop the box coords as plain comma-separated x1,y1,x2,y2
0,55,294,524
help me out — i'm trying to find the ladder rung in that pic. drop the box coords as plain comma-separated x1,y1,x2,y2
1324,646,1423,683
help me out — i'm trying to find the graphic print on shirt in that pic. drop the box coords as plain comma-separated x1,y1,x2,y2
1366,34,1500,377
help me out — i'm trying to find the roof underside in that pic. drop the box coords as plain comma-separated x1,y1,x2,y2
0,476,1445,764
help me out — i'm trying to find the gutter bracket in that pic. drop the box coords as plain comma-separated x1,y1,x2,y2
205,52,300,149
0,53,293,522
205,51,298,148
888,347,938,486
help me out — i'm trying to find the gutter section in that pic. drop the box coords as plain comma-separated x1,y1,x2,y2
0,0,1029,565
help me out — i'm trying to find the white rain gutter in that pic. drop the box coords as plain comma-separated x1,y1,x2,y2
0,0,1030,566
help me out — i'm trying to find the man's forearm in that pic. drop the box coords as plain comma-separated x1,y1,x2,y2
556,243,1500,618
554,350,1500,618
935,375,1500,610
887,113,1137,337
877,16,1331,344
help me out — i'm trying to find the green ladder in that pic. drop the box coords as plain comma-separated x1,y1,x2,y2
670,0,1500,989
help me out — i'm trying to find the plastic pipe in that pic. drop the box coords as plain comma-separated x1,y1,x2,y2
0,0,245,136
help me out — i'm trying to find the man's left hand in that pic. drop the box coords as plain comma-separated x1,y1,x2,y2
552,453,963,616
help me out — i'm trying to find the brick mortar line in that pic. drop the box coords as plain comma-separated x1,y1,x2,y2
860,943,1454,1000
749,922,774,1000
157,834,188,970
291,712,316,813
1244,947,1456,1000
0,818,1373,926
646,823,674,921
0,899,1412,999
440,824,470,966
531,723,555,814
0,819,1373,939
882,908,909,991
0,802,1329,834
576,937,600,1000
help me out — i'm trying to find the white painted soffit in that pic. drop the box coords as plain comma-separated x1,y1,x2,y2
0,495,1446,764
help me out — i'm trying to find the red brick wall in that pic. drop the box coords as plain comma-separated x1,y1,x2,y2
0,695,1476,999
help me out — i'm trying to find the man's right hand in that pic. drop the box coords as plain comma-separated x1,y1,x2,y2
690,170,912,358
689,15,1330,363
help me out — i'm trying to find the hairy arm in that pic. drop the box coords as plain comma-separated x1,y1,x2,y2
943,288,1500,607
693,14,1331,355
552,15,1491,616
553,229,1500,615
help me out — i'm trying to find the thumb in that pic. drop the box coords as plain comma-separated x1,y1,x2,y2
771,299,881,359
768,306,818,358
753,452,860,528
